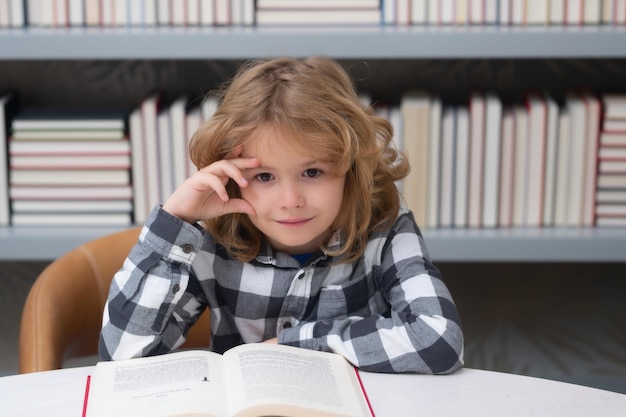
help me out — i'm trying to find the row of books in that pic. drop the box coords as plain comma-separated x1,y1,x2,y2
393,89,626,229
1,89,625,227
4,103,134,226
2,0,625,28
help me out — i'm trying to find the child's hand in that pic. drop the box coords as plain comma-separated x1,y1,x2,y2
162,150,259,224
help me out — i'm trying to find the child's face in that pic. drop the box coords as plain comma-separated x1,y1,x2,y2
240,126,345,255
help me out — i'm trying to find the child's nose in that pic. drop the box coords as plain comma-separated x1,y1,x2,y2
279,182,304,209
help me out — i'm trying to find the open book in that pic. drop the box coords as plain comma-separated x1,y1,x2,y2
83,343,374,417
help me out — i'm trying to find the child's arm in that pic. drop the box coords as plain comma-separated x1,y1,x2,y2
98,206,208,360
278,212,464,374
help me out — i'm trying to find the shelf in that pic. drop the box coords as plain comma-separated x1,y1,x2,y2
1,25,626,60
1,225,624,262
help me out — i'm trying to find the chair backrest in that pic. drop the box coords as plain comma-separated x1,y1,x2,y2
18,227,210,373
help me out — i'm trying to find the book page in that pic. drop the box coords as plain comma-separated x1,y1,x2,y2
224,344,372,417
86,350,227,417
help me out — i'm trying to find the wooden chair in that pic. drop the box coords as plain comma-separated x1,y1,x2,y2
18,227,210,373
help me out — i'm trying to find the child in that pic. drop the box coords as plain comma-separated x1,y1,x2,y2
99,56,464,374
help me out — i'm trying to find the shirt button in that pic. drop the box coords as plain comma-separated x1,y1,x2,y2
282,321,292,329
172,284,180,294
181,244,193,253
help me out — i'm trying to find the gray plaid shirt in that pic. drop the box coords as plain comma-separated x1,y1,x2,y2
99,206,464,374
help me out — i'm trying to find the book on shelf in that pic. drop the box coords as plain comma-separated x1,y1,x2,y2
11,212,132,226
426,94,442,229
524,91,548,227
256,5,381,25
439,105,456,228
10,169,131,186
600,131,626,146
0,91,19,226
453,107,469,228
12,199,133,214
512,104,528,227
8,139,131,155
542,94,559,227
554,108,571,227
10,154,132,169
12,108,126,131
581,91,601,228
467,92,485,228
9,185,133,200
498,107,515,228
564,92,587,227
599,159,626,173
83,343,374,417
481,92,502,228
399,90,431,227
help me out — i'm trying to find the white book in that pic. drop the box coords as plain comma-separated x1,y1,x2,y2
499,0,511,25
565,93,587,227
617,1,626,25
157,107,174,202
441,0,455,24
524,92,547,227
482,93,502,228
157,0,170,25
439,106,456,228
10,169,130,186
26,0,39,26
468,92,485,228
426,95,442,229
396,0,410,25
11,154,131,169
170,96,190,189
39,0,53,26
484,0,498,24
129,107,148,223
542,94,559,227
566,0,583,24
525,0,545,25
129,0,143,25
231,0,241,25
383,0,396,25
549,0,565,24
453,107,469,227
256,9,380,25
388,106,404,193
400,91,431,226
601,0,613,24
186,105,202,177
200,96,219,121
426,0,437,25
171,0,186,25
8,140,131,155
101,0,115,26
583,0,602,24
200,0,214,25
510,0,523,25
188,0,201,25
214,0,230,25
84,0,100,26
258,0,380,6
144,0,157,25
498,108,515,227
54,0,69,26
602,93,626,119
554,110,571,226
141,93,163,209
9,0,25,27
469,0,483,24
114,0,128,26
581,91,601,227
9,185,134,200
512,105,528,227
12,212,133,226
12,199,133,213
456,0,468,24
0,93,17,226
599,160,626,173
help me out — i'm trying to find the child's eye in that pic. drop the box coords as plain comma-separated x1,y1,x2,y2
304,168,321,178
255,172,273,182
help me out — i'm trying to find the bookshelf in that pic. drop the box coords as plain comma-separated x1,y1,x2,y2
1,25,626,261
2,26,626,59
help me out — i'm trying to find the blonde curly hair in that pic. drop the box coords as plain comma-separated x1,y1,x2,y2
189,56,409,263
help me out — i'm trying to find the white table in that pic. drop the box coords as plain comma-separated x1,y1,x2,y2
1,366,625,417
